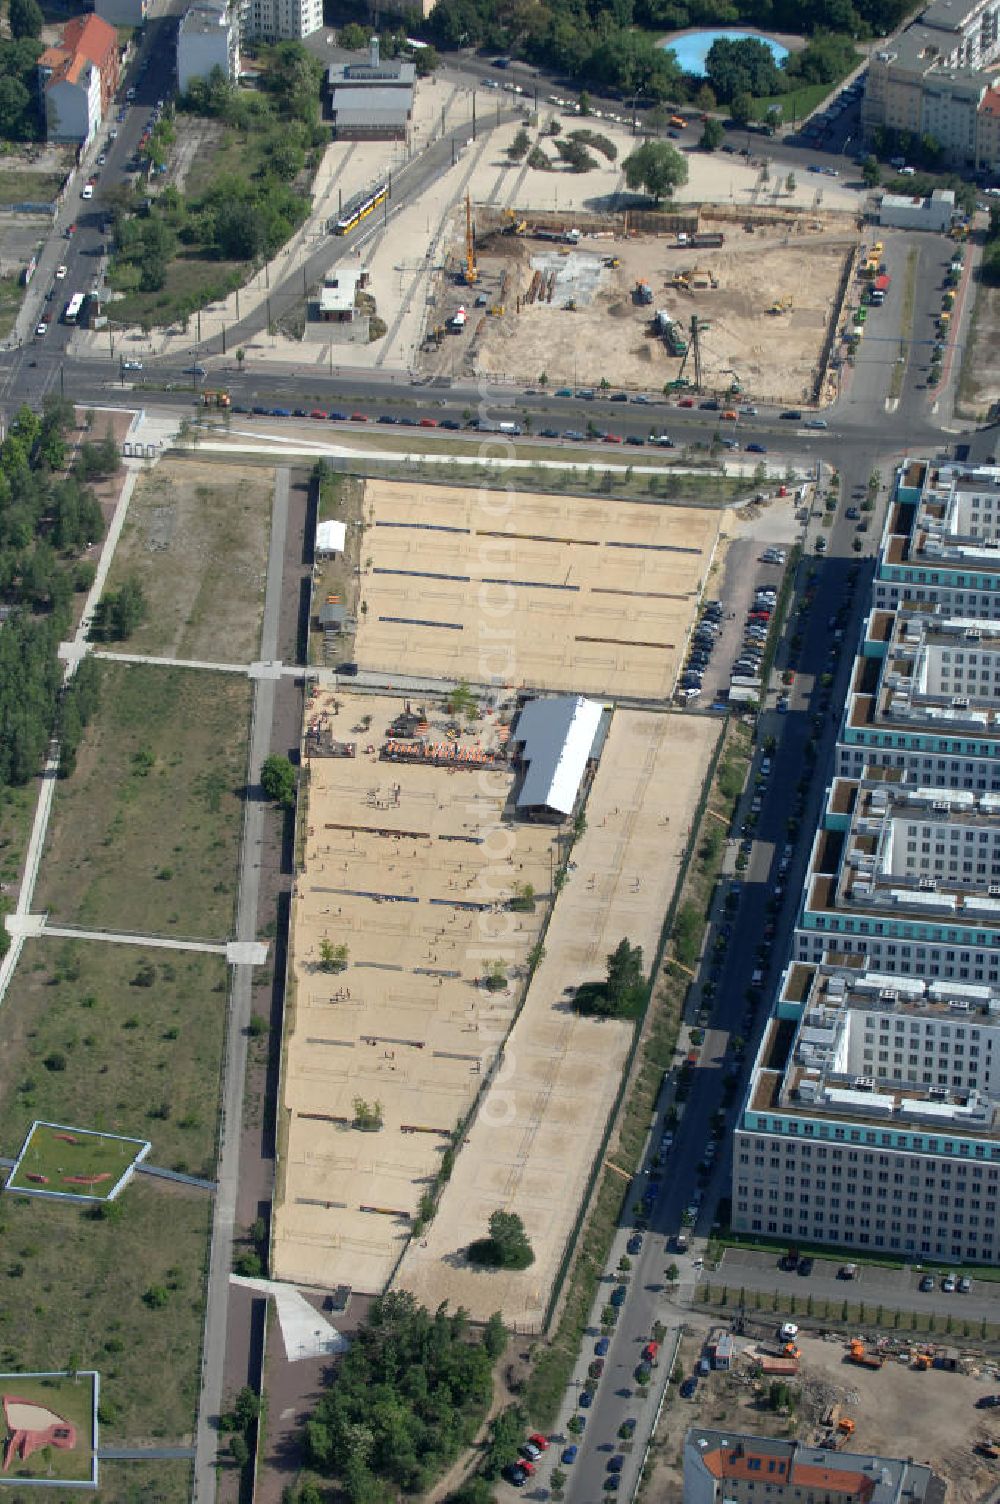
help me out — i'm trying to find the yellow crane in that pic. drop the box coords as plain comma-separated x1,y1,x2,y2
464,193,478,286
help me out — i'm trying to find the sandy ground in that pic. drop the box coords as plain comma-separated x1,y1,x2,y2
654,1324,1000,1504
272,690,557,1292
457,228,854,402
393,709,721,1328
352,479,722,700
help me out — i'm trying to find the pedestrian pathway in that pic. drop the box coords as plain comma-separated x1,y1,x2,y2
40,922,229,956
230,1274,350,1362
99,1447,197,1461
193,466,290,1504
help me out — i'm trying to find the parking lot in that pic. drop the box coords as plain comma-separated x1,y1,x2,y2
716,1246,1000,1322
352,479,721,701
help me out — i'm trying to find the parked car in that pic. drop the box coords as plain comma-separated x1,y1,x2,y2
595,1336,610,1356
505,1465,528,1487
959,1277,972,1293
680,1377,698,1398
943,1274,958,1293
589,1359,605,1379
919,1274,935,1292
746,442,767,453
579,1389,593,1408
562,1446,579,1465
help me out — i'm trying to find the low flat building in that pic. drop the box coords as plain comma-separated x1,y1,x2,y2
684,1429,938,1504
326,37,415,140
875,457,1000,618
317,268,369,322
837,605,1000,791
511,695,604,821
878,188,956,231
732,956,1000,1261
315,520,346,555
177,0,240,94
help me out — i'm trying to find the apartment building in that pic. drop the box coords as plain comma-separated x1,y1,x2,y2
177,0,240,93
239,0,321,43
38,13,120,146
836,606,1000,790
861,0,1000,165
684,1430,937,1504
732,957,1000,1261
874,458,1000,617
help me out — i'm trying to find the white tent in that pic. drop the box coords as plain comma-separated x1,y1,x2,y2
316,520,347,556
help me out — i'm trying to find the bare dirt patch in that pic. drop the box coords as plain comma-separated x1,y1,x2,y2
103,456,273,663
650,1325,1000,1504
957,279,1000,422
458,227,853,403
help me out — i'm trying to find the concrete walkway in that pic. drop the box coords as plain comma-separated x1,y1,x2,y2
193,467,290,1504
99,1447,197,1461
40,922,229,955
139,1163,217,1192
0,462,141,1004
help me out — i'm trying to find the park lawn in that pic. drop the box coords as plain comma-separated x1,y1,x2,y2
754,81,835,125
102,457,274,663
0,1371,96,1485
0,940,227,1179
0,169,65,206
7,1121,149,1200
35,662,250,941
0,1181,211,1447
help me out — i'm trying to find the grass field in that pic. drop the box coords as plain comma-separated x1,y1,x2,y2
0,170,64,206
102,457,274,663
35,662,250,941
97,1458,194,1503
0,1371,96,1485
0,1181,210,1447
0,940,227,1179
109,251,244,334
752,81,836,125
7,1121,149,1200
0,273,23,340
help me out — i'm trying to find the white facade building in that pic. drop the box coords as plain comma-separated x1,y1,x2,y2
240,0,322,43
879,189,956,232
177,0,240,93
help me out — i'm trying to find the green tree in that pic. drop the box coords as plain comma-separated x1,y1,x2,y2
705,36,781,103
623,140,688,200
483,1310,507,1359
229,1433,250,1467
862,156,881,187
260,753,296,806
606,937,644,1011
8,0,42,40
318,939,349,973
700,117,724,150
0,74,29,135
338,22,369,48
469,1210,535,1269
507,128,531,161
729,90,754,125
102,577,148,641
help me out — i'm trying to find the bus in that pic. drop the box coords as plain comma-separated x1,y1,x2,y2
333,181,389,235
62,292,85,324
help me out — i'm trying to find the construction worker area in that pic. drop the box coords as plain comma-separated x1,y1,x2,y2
419,207,858,405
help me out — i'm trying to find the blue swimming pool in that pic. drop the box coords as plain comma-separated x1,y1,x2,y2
662,28,789,76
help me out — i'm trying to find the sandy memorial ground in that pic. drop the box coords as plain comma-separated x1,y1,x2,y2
273,691,558,1292
352,480,722,700
394,709,721,1327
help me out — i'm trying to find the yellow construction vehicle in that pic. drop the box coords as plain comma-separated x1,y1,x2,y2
603,255,621,268
464,194,478,285
768,296,793,315
488,303,505,316
501,209,526,235
838,1418,856,1437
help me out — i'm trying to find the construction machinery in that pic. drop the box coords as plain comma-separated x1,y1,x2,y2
464,194,478,286
838,1418,856,1437
603,255,621,268
912,1353,932,1371
768,296,793,315
848,1338,884,1371
501,209,526,235
633,280,654,305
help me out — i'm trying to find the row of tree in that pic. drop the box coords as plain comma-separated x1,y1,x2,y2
421,0,908,101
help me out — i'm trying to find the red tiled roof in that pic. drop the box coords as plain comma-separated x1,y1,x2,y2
700,1445,875,1500
980,88,1000,118
40,12,116,89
